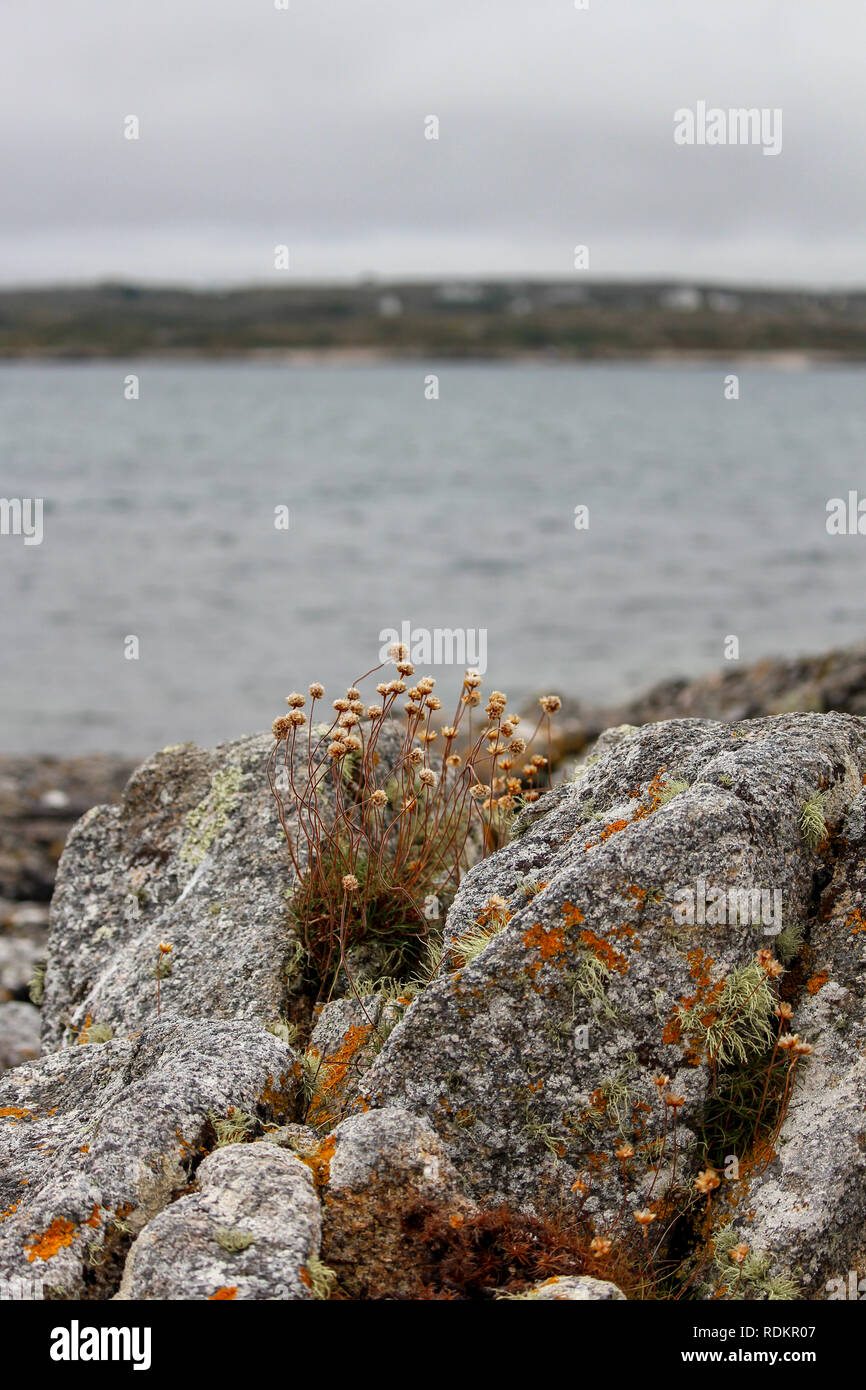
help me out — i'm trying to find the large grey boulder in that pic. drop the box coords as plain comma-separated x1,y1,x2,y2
316,1106,475,1299
41,735,299,1050
362,714,866,1259
0,1019,300,1298
117,1143,322,1301
719,785,866,1300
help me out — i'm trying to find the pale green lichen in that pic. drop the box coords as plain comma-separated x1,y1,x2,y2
656,778,690,806
711,1227,799,1301
305,1254,338,1299
677,961,776,1067
81,1022,114,1045
182,764,243,867
775,920,806,966
28,964,45,1006
800,791,827,850
215,1227,255,1253
266,1019,300,1046
210,1108,256,1146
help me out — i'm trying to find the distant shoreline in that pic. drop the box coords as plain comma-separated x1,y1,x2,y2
1,347,863,367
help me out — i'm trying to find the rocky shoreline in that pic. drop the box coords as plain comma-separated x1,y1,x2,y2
2,646,866,1300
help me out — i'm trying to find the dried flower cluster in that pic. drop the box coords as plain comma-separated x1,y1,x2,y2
267,647,561,1003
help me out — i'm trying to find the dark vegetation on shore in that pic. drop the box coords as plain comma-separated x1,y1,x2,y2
3,280,866,359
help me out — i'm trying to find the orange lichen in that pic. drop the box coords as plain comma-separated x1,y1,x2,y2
0,1106,32,1121
562,901,585,930
577,929,629,976
585,770,676,851
25,1216,76,1262
306,1025,373,1128
845,909,866,937
302,1134,337,1190
806,971,828,995
522,921,569,982
209,1286,237,1300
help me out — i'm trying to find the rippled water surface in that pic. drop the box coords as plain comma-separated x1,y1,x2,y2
1,361,864,753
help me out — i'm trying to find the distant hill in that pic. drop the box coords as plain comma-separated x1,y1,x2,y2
2,279,866,359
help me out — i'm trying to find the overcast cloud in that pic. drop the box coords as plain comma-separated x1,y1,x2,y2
0,0,863,286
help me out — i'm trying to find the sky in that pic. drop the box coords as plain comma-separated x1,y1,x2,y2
0,0,863,288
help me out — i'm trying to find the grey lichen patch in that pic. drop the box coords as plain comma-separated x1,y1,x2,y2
181,764,244,867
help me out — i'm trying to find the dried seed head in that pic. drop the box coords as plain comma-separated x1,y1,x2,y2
332,698,350,712
388,642,409,661
288,710,307,727
694,1168,721,1194
345,688,361,700
419,768,437,788
272,716,293,740
369,789,388,808
539,694,562,714
396,662,414,677
309,682,325,699
285,692,306,709
342,875,359,892
757,948,784,978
